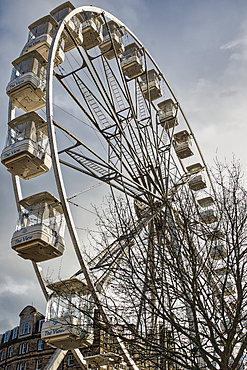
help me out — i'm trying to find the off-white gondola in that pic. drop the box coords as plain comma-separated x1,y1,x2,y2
157,98,179,129
1,112,51,180
6,50,47,112
11,192,65,262
187,163,206,191
140,69,162,101
80,11,103,50
50,1,83,52
198,196,218,224
173,130,194,159
23,15,66,66
121,43,144,79
99,21,124,60
41,278,93,350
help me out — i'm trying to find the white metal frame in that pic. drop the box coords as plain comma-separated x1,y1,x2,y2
7,5,219,370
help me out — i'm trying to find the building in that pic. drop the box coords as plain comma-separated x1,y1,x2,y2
0,306,81,370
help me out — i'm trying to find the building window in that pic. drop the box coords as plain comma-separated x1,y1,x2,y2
22,343,29,354
4,331,10,343
7,366,11,370
36,359,42,370
1,350,5,361
19,363,26,370
68,355,74,367
38,340,44,351
38,319,44,332
20,322,31,336
19,343,29,355
9,347,14,358
13,327,18,339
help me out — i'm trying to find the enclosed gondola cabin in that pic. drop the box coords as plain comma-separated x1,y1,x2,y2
173,130,194,159
11,192,65,262
1,112,51,180
205,227,227,260
80,11,103,50
187,163,207,191
6,50,47,112
200,210,218,224
99,21,124,60
210,243,227,260
50,1,83,52
121,43,144,79
23,15,65,66
140,69,162,101
197,195,218,224
85,353,123,369
157,99,178,129
41,278,93,350
197,196,214,208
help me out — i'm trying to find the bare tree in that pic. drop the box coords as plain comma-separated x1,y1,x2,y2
46,159,247,370
79,159,247,370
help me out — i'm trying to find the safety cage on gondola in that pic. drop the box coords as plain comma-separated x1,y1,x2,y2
211,233,228,275
23,14,66,66
140,69,162,101
99,21,124,60
80,11,103,50
206,229,227,260
41,278,93,350
11,192,65,262
85,353,125,370
186,163,207,191
50,1,83,52
173,130,194,159
6,50,47,112
120,43,144,79
157,98,179,129
197,196,218,224
1,112,51,180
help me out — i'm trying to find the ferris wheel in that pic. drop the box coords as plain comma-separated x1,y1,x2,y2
1,2,233,369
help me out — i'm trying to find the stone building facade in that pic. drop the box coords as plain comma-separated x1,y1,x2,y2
0,306,82,370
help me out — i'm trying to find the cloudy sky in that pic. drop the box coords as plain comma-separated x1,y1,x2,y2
0,0,247,333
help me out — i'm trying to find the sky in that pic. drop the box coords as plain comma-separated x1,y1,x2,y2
0,0,247,333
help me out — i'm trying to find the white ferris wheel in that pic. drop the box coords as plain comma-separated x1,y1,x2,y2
1,2,233,369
